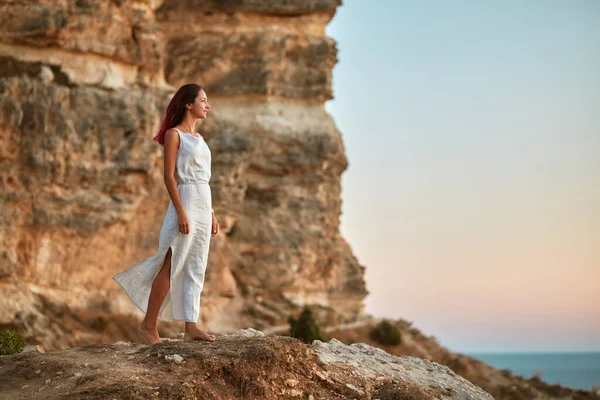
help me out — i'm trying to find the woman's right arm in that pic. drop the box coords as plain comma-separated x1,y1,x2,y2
163,128,190,234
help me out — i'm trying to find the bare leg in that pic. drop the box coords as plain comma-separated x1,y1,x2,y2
138,248,172,344
184,322,216,342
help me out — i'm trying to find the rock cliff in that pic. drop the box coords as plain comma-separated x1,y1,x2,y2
0,0,368,349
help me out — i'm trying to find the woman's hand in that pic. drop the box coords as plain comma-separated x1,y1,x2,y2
211,212,219,236
178,212,190,234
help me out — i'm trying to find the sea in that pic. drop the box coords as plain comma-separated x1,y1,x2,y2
466,352,600,391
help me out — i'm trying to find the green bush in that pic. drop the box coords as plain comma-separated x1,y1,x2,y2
369,319,401,346
288,306,324,344
0,329,26,355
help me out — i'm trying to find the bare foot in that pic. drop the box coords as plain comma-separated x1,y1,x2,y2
184,327,216,342
137,323,161,344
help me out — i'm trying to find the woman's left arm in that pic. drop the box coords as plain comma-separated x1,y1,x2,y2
211,211,219,236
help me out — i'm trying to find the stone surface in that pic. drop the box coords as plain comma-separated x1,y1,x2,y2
164,354,184,363
228,327,265,338
0,0,166,88
0,332,496,400
0,0,367,350
21,345,45,353
156,0,341,15
312,338,494,400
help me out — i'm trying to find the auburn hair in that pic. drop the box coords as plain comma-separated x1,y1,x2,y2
153,83,202,146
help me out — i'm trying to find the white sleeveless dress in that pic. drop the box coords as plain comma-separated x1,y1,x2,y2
113,128,213,322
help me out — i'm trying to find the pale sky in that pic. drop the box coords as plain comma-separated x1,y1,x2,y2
325,0,600,353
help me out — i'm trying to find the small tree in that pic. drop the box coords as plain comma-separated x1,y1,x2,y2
369,319,401,346
0,329,26,355
288,306,324,344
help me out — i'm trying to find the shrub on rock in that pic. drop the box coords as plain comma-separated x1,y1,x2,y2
288,306,324,344
0,329,26,355
369,319,401,346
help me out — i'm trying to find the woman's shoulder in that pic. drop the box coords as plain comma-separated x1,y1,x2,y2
164,128,181,149
165,127,180,138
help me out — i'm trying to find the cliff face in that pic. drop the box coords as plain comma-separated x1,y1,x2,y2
0,0,368,349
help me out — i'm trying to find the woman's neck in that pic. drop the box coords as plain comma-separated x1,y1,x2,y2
179,115,197,133
179,125,195,133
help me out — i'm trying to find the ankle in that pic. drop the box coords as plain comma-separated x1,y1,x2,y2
140,320,157,331
184,322,198,332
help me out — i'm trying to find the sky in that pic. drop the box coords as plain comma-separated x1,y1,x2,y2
325,0,600,353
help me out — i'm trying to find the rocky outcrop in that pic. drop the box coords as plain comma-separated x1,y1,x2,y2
0,0,367,350
0,328,494,400
312,338,494,399
328,318,600,400
0,0,166,88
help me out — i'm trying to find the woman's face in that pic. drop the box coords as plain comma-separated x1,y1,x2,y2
189,89,210,119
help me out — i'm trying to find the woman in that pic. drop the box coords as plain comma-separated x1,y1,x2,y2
113,83,219,344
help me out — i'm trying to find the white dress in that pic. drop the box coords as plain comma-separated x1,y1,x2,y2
113,128,213,322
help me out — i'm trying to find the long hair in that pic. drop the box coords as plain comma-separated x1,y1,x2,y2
153,83,202,146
